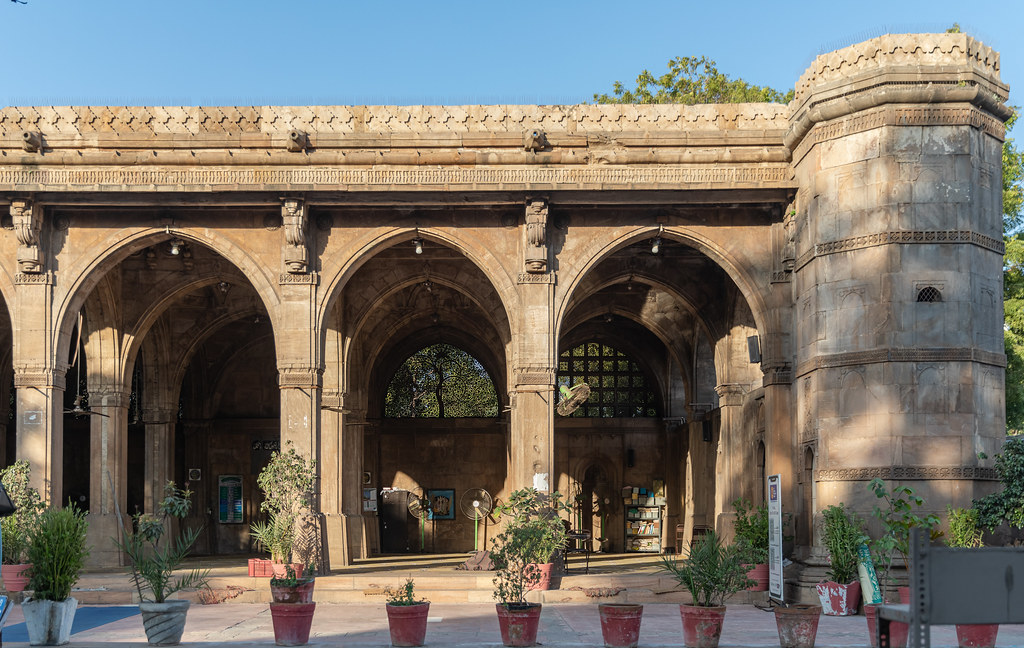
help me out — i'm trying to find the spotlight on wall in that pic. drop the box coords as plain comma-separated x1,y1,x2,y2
651,224,664,255
413,237,424,254
169,238,184,255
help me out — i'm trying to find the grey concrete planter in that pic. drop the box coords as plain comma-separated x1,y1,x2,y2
22,597,78,646
139,599,191,646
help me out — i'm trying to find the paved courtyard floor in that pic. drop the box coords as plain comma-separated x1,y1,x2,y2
1,602,1023,647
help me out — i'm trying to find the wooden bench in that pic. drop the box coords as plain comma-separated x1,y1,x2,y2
876,527,1024,648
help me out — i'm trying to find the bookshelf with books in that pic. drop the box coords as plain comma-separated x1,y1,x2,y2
622,483,665,553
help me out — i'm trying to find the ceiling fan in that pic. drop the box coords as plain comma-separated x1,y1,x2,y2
63,312,108,418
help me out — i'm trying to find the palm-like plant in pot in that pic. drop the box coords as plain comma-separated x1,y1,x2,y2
22,504,89,646
117,481,209,646
252,442,316,578
816,504,867,616
660,530,753,648
490,488,569,647
0,460,45,592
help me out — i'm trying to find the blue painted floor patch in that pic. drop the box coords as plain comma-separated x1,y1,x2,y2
1,605,139,642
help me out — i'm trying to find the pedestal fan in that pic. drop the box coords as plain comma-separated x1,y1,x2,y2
459,488,493,551
556,382,591,416
408,495,431,552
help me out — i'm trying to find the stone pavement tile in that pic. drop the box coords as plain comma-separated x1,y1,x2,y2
2,602,1024,647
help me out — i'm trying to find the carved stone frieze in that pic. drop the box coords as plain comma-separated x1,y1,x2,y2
13,365,63,389
10,200,43,273
795,230,1004,272
513,365,555,387
278,365,324,389
279,272,319,285
796,348,1006,377
14,272,54,285
814,466,999,482
517,273,555,284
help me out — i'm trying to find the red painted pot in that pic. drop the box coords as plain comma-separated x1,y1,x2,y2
679,604,726,648
1,564,31,592
864,604,908,648
774,604,821,648
598,603,643,648
271,580,315,604
495,603,542,647
525,562,553,591
270,602,316,646
815,581,861,616
955,624,999,648
386,602,430,647
271,562,305,579
745,563,769,591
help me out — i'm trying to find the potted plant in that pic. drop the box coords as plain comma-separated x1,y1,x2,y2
864,479,941,648
946,506,998,648
731,497,769,591
816,504,866,615
490,487,569,647
269,564,316,646
117,481,209,646
253,442,316,578
659,529,753,648
385,578,429,647
0,460,45,592
22,504,89,646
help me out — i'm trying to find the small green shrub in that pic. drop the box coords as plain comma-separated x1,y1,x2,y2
0,461,45,565
660,530,753,607
820,504,866,584
731,498,769,564
385,578,426,605
490,488,569,605
26,504,89,601
975,437,1024,530
946,506,984,548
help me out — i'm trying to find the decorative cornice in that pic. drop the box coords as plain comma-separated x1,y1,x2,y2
517,272,556,285
815,466,998,481
795,230,1003,272
796,347,1006,377
0,165,793,193
278,366,324,389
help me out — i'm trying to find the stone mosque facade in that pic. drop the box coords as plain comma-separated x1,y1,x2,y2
0,33,1011,569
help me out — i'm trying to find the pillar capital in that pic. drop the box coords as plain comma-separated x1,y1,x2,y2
278,364,323,389
714,383,745,407
14,365,63,390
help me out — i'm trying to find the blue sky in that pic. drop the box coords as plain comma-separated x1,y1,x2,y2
2,0,1021,112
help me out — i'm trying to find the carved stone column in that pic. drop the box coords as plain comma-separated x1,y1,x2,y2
714,383,745,536
14,365,63,502
87,389,129,567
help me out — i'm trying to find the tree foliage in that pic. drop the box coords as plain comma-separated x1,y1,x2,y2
384,343,498,417
594,55,793,105
1004,109,1024,432
974,436,1024,530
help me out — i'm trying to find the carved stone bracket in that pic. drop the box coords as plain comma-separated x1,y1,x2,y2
814,466,999,481
282,198,308,274
513,365,555,387
321,391,345,409
14,272,54,285
11,200,43,273
762,363,793,386
279,272,320,285
524,197,549,274
714,383,745,407
278,365,324,389
13,365,63,389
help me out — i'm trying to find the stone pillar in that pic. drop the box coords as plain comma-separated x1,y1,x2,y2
143,407,175,515
320,393,369,568
87,389,129,567
787,33,1011,521
14,365,62,502
761,364,797,543
713,383,745,537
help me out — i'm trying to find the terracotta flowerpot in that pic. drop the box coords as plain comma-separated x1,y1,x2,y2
525,562,554,591
270,602,316,646
744,563,769,591
864,603,908,648
271,580,315,604
495,602,542,647
815,581,861,616
598,603,643,648
679,604,726,648
2,563,31,592
955,624,999,648
774,604,821,648
271,562,305,579
386,602,430,647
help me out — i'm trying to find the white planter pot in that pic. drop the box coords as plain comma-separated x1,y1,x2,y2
139,599,191,646
22,597,78,646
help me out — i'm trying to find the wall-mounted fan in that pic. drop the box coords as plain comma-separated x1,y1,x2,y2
459,488,493,551
63,312,109,419
556,383,591,417
408,495,431,552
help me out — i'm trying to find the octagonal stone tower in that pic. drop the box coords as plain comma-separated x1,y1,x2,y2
787,34,1011,525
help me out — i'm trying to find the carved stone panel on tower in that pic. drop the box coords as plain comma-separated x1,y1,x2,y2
282,198,308,274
